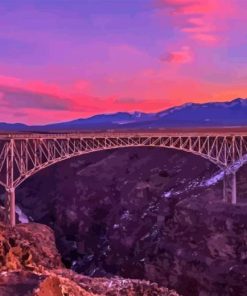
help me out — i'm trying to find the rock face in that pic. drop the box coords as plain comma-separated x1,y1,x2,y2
0,270,179,296
14,147,247,295
0,223,62,271
0,222,179,296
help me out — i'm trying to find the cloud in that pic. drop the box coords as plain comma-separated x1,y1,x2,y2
0,75,22,87
114,97,144,104
161,0,216,14
160,46,193,63
0,75,98,115
155,0,235,44
0,85,72,111
12,111,29,118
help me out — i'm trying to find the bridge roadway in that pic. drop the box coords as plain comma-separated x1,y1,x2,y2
1,127,247,138
0,127,247,227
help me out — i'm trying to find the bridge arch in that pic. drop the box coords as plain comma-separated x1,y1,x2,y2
13,144,223,189
1,132,247,226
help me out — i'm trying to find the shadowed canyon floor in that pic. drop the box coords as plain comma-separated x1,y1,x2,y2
1,147,247,295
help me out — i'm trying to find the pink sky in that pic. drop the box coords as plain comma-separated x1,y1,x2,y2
0,0,246,124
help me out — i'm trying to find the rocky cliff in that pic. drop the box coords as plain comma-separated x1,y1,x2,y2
0,221,178,295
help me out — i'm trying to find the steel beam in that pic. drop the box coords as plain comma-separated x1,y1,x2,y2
5,187,16,227
223,172,237,204
5,139,16,227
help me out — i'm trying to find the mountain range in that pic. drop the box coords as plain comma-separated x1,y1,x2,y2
1,98,247,131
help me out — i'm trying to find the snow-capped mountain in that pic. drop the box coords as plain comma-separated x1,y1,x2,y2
153,98,247,127
1,98,247,131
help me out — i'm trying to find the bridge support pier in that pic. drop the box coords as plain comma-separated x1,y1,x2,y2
223,172,237,204
5,187,16,227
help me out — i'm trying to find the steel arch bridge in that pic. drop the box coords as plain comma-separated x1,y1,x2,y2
1,131,247,227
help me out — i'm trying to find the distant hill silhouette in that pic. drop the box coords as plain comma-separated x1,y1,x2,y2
1,98,247,131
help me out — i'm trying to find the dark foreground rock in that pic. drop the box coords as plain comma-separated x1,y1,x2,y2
0,270,179,296
0,222,62,271
14,148,247,295
0,222,179,296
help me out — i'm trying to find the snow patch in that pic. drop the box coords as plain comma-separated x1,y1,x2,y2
121,210,131,221
227,154,247,174
201,171,225,187
16,206,29,223
158,102,193,117
113,224,120,229
163,190,172,198
162,154,247,199
162,188,184,199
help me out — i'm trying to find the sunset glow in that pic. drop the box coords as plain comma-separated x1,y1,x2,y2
0,0,246,124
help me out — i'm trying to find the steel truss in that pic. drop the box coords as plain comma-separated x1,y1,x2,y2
0,132,247,226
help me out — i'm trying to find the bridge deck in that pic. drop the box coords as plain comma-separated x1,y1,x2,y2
0,127,247,139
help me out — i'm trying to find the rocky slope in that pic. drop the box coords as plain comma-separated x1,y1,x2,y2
0,221,178,296
10,147,247,295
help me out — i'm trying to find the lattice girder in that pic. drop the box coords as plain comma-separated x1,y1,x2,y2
0,132,247,226
0,133,247,189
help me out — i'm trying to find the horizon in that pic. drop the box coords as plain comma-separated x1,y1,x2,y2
0,0,247,124
1,96,246,126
